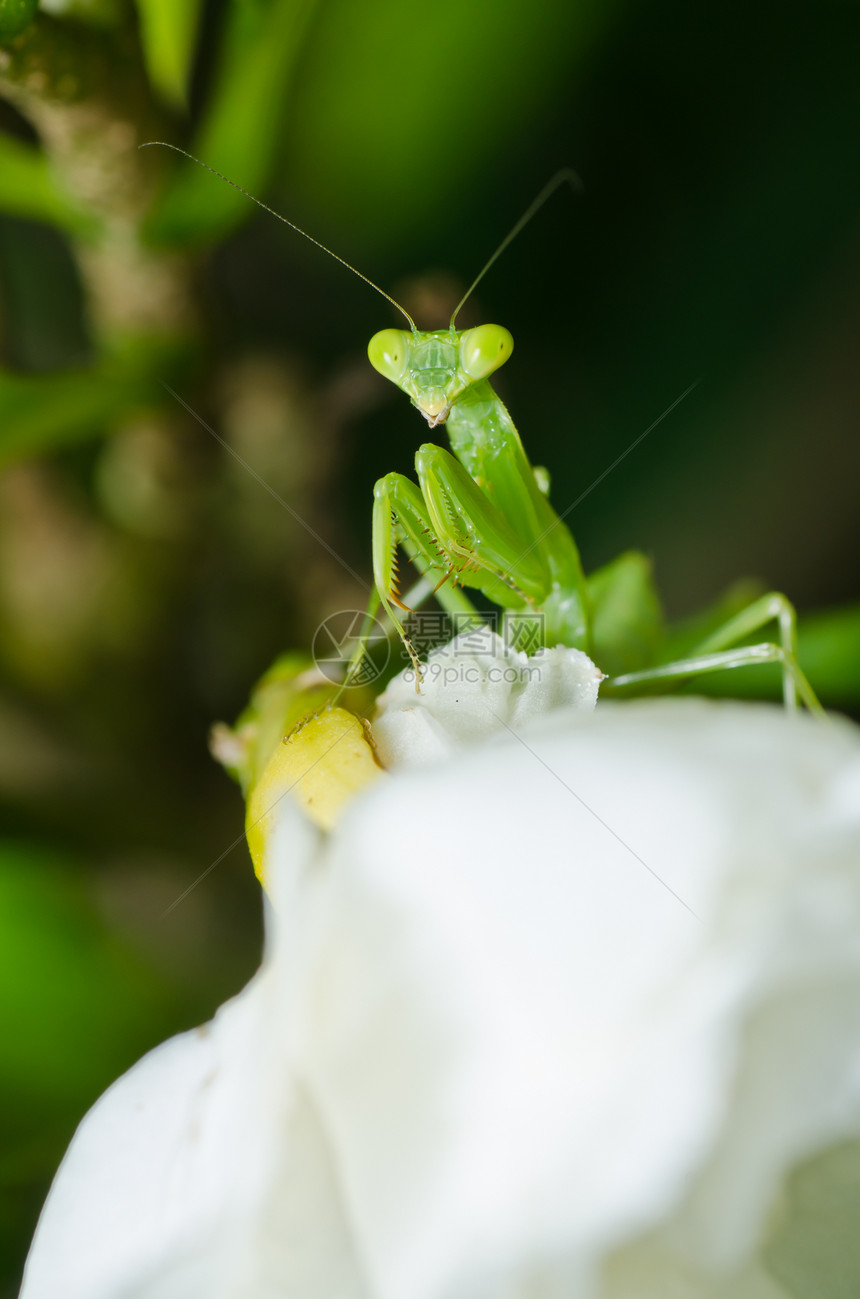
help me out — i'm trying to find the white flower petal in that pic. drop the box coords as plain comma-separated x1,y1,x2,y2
373,628,601,768
22,652,860,1299
21,805,368,1299
281,699,860,1299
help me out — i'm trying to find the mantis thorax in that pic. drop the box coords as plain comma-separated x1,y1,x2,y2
368,324,514,428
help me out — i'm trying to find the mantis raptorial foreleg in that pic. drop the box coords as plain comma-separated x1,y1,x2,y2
372,452,546,620
338,476,500,694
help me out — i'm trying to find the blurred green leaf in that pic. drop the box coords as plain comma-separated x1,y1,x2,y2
0,843,174,1115
797,606,860,705
0,842,180,1292
588,549,664,676
0,133,95,236
134,0,204,109
0,0,37,43
147,0,319,246
0,366,151,465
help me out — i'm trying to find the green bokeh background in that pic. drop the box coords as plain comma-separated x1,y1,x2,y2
0,0,858,1291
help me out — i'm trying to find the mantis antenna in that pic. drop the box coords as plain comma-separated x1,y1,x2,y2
138,141,418,332
449,168,583,328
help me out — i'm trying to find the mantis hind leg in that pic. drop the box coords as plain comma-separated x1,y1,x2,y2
606,592,823,716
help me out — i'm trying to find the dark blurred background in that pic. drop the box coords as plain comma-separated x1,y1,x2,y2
0,0,858,1289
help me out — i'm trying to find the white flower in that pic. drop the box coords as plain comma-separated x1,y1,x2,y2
372,627,602,768
20,644,860,1299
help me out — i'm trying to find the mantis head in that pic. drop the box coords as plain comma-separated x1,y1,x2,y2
368,325,514,428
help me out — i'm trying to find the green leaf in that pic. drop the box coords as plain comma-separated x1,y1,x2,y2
0,0,37,43
0,844,174,1115
147,0,320,246
796,605,860,705
134,0,204,109
0,841,180,1291
0,836,225,1292
0,133,95,236
0,366,151,465
587,549,664,677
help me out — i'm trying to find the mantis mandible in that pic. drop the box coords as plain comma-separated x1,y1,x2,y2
143,144,822,716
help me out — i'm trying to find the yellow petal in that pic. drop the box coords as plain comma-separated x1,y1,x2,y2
246,707,383,883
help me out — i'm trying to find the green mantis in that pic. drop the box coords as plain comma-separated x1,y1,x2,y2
144,144,822,716
367,319,588,653
364,316,821,713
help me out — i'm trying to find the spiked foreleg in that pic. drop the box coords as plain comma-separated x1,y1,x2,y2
414,443,551,613
373,473,456,612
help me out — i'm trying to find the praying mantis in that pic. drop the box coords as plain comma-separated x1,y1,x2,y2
145,145,822,716
363,317,820,712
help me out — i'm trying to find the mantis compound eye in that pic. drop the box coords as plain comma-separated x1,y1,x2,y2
459,325,514,380
368,329,411,383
